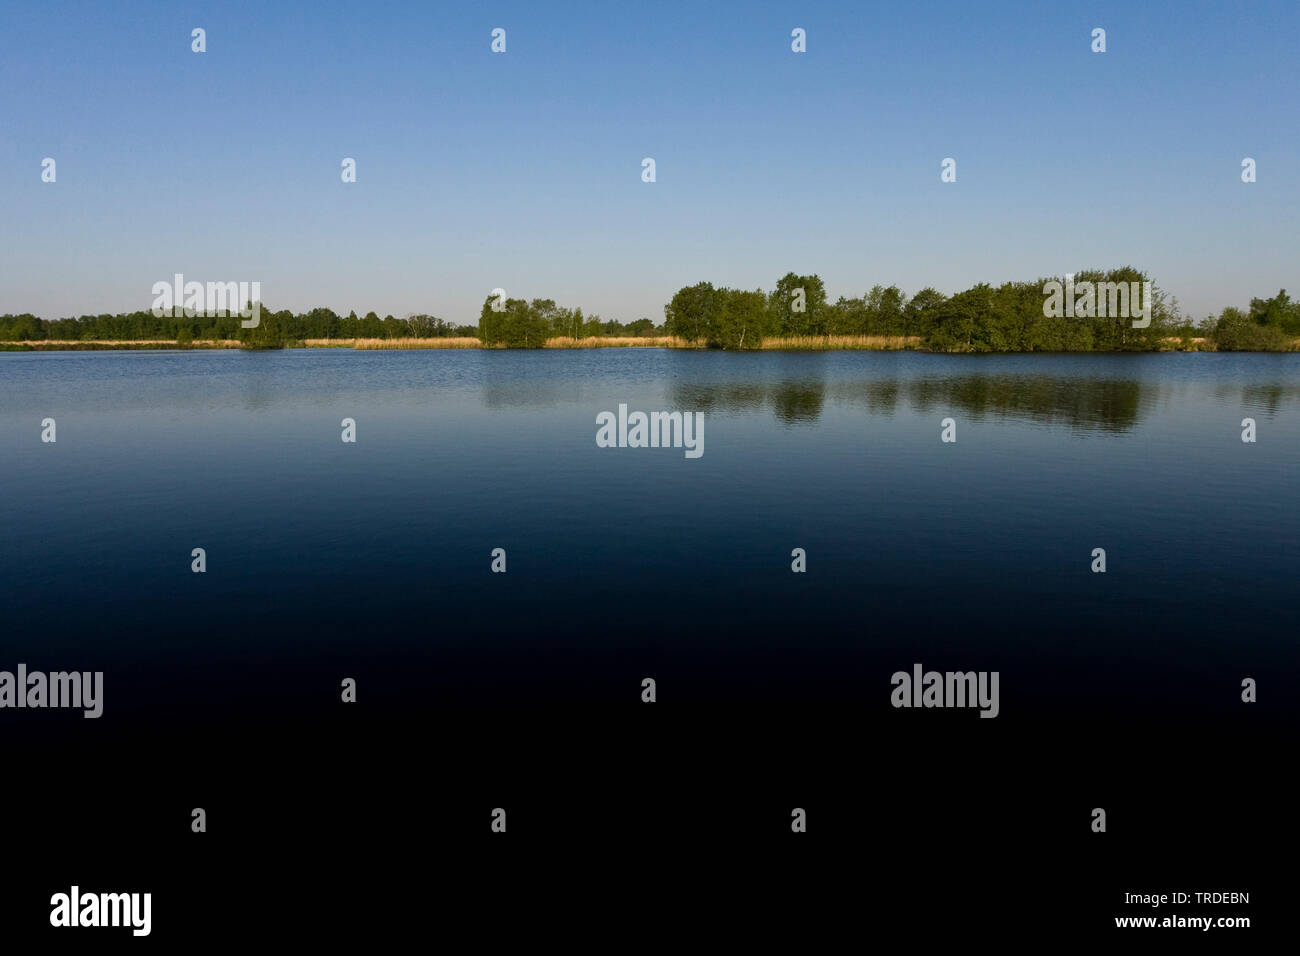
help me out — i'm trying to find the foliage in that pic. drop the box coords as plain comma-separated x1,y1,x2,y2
665,267,1213,351
4,277,1296,352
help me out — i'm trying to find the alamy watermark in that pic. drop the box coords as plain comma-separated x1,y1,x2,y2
50,886,150,936
1042,273,1150,328
890,663,999,718
0,664,103,718
151,273,261,328
596,403,703,458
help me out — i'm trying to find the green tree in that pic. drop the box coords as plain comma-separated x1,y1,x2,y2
664,282,720,344
715,288,767,348
767,273,828,336
1248,289,1300,336
927,284,994,351
478,296,549,347
237,303,286,349
1215,306,1289,350
904,288,946,338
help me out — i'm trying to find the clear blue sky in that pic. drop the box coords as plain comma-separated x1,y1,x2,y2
2,0,1297,324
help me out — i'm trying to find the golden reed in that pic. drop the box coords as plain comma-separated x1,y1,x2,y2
759,335,922,350
544,336,684,348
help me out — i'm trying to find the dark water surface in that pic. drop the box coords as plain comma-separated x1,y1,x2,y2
2,349,1295,936
3,349,1296,719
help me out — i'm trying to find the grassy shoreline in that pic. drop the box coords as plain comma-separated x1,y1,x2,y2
0,339,243,351
1,335,1294,353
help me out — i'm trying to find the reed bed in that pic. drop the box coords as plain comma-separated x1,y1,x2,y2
349,337,484,349
544,336,682,348
0,339,242,350
760,335,922,351
1159,337,1214,351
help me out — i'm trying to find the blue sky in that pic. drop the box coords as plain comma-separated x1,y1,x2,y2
2,0,1297,323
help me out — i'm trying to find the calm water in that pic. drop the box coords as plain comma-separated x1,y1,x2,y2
2,348,1294,930
1,348,1297,730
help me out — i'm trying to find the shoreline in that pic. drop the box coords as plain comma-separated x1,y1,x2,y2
4,336,1291,353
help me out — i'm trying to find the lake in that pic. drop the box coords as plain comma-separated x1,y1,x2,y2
3,347,1294,931
3,348,1296,725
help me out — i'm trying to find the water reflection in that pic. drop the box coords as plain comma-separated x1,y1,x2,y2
1216,382,1300,414
669,380,827,424
671,375,1158,431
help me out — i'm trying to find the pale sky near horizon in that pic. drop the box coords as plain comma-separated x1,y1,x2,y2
2,0,1297,324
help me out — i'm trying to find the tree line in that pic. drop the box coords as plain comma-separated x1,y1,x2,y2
3,272,1297,350
0,308,480,346
476,296,661,347
663,270,1300,351
0,302,665,348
